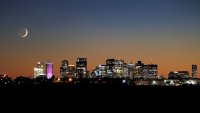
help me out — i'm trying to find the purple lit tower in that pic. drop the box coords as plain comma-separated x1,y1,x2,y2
46,62,53,79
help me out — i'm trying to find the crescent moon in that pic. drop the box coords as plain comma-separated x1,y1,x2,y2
21,28,28,37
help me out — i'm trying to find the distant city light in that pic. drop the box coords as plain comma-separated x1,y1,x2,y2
69,78,72,82
122,79,126,83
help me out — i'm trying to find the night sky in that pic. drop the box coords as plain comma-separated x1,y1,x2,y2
0,0,200,78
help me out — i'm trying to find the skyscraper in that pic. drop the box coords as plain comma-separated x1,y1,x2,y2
134,61,144,76
60,60,69,79
127,63,135,79
106,59,115,77
68,65,76,77
192,64,197,78
95,64,107,78
76,58,87,78
122,63,128,78
113,60,124,78
146,64,157,78
34,62,44,78
133,61,157,79
46,61,53,79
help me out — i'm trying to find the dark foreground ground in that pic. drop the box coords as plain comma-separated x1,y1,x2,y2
1,84,200,110
1,83,200,98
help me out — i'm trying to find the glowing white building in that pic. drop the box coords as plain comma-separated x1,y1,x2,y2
34,62,45,78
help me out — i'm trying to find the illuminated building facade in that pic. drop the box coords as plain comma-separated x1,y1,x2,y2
192,64,197,78
132,61,158,79
143,64,158,78
128,63,135,79
95,64,107,77
113,60,124,78
46,62,53,79
148,64,157,77
34,62,45,78
122,63,128,78
69,65,76,77
76,58,87,78
60,60,69,79
106,59,115,77
168,71,189,79
134,61,144,76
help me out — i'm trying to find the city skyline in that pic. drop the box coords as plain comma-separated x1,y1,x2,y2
0,0,200,78
0,58,199,79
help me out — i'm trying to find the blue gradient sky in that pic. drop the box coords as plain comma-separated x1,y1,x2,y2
0,0,200,78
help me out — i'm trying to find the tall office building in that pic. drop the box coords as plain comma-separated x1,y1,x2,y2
133,61,157,79
192,64,197,78
106,59,115,77
46,61,53,79
127,63,135,79
60,60,69,79
34,62,45,78
76,58,87,78
134,61,144,76
144,64,158,78
148,64,157,76
61,60,69,68
113,60,124,78
95,64,107,78
122,63,128,78
68,65,76,77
